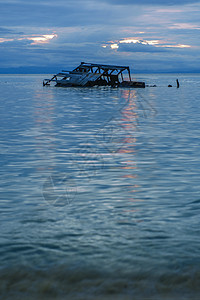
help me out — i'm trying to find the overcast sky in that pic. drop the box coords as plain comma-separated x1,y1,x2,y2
0,0,200,73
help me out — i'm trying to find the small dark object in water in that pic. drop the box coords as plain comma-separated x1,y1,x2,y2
176,79,180,88
146,84,157,87
120,81,145,88
168,84,172,87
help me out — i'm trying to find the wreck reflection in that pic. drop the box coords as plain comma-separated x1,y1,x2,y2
115,89,143,220
32,90,57,173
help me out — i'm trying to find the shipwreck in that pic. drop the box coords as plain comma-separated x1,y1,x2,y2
43,62,145,88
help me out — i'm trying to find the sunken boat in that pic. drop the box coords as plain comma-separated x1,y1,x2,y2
43,62,145,88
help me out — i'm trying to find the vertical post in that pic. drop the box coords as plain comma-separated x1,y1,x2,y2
128,67,131,82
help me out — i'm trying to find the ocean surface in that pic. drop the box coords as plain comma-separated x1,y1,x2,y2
0,73,200,299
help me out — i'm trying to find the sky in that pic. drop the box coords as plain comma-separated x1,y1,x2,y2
0,0,200,73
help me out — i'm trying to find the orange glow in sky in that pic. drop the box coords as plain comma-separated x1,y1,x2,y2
0,33,57,45
106,37,191,50
27,34,57,45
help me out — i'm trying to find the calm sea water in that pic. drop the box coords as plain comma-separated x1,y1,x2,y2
0,74,200,299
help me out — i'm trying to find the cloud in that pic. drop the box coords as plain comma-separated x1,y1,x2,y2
3,0,199,5
101,0,200,5
105,38,192,53
0,0,199,73
25,34,57,45
0,27,23,36
0,38,15,43
0,33,57,45
169,23,200,30
0,27,14,35
0,1,116,27
118,42,166,52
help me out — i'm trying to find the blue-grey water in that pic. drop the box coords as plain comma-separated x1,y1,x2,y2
0,74,200,299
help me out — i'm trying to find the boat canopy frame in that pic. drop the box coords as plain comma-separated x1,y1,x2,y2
69,62,132,81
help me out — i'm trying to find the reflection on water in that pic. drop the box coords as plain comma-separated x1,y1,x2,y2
1,75,200,299
33,90,57,173
34,88,147,210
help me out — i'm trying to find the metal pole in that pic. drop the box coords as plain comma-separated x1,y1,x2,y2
128,67,131,81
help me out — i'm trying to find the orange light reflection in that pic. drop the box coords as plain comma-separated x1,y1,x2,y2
116,89,143,221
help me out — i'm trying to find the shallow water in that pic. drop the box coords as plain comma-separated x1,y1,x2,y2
0,74,200,299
